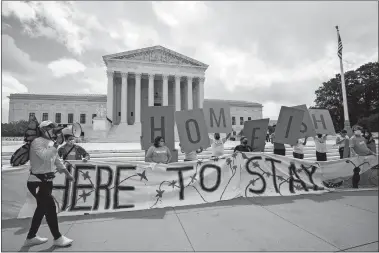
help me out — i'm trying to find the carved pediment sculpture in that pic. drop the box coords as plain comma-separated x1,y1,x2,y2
106,46,208,68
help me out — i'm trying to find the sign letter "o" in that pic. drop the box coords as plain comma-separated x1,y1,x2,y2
185,119,201,144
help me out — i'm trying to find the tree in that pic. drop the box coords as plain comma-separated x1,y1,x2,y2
314,62,379,132
1,120,29,137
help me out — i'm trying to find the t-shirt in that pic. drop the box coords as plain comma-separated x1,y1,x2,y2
336,135,349,148
146,146,171,163
349,136,371,156
314,136,327,153
271,133,285,150
293,139,305,154
211,138,226,156
234,144,253,152
184,151,197,161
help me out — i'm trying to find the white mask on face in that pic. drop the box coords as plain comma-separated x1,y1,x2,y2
354,130,362,135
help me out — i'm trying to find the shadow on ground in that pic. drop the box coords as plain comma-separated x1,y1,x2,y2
2,189,377,237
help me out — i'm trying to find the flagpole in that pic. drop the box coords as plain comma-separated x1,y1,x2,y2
335,25,352,136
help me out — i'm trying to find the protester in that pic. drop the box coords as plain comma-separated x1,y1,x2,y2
335,129,349,159
314,134,328,161
350,126,375,157
58,127,90,162
179,143,203,161
266,130,270,142
146,136,172,163
363,129,377,154
24,121,74,247
270,125,286,156
292,137,308,159
210,132,231,157
234,136,253,152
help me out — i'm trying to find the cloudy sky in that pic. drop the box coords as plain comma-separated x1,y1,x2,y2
1,1,378,122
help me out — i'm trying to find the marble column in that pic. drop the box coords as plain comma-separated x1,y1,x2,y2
163,74,169,106
135,72,141,123
106,70,114,121
199,77,205,108
121,72,128,123
187,76,193,110
148,74,154,107
175,75,181,111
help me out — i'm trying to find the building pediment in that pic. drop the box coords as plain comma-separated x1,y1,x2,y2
103,45,208,69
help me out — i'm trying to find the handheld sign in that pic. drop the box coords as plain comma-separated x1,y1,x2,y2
292,104,316,138
175,109,210,153
308,109,336,135
141,106,175,150
243,118,270,152
274,106,304,145
203,101,232,133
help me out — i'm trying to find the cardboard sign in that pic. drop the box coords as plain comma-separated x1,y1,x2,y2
203,101,232,133
243,118,270,152
141,106,175,150
308,109,336,135
274,106,304,145
175,109,211,153
292,104,317,138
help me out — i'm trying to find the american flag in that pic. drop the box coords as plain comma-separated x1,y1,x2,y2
336,26,343,59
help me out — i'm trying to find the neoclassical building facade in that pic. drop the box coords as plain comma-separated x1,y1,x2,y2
7,46,263,142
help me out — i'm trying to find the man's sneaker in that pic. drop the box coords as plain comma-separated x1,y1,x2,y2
23,236,48,247
53,235,73,247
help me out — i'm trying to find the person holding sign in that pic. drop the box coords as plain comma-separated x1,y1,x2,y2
349,126,375,157
270,125,286,156
335,130,349,159
58,127,90,162
234,136,253,152
211,132,231,157
292,137,308,159
179,143,203,161
146,136,172,164
314,134,328,161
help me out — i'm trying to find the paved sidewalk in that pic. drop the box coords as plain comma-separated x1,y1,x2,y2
2,190,378,252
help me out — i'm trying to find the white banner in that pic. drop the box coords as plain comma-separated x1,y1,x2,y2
9,153,378,219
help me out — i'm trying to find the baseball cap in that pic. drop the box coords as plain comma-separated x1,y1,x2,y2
39,120,55,128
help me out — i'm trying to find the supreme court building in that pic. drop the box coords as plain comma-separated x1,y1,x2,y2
8,46,263,142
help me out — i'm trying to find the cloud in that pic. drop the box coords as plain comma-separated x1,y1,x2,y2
48,58,86,78
152,1,209,27
2,1,102,55
2,73,29,123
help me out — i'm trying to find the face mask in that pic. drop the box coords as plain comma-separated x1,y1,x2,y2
68,139,75,145
242,140,248,145
354,130,362,135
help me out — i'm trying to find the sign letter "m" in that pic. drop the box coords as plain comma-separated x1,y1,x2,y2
203,101,232,133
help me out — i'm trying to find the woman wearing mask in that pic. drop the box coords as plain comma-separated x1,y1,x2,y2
350,126,375,157
179,143,203,161
363,129,377,154
314,134,328,161
58,127,90,162
234,136,253,152
24,121,74,247
292,137,308,159
211,132,231,157
146,136,172,164
335,130,349,159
